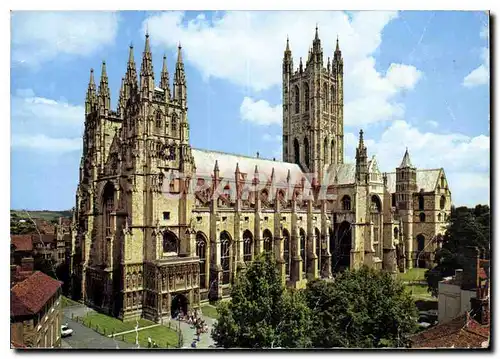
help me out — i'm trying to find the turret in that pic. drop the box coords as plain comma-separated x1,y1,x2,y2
140,33,154,100
333,35,343,72
173,43,187,107
98,61,110,116
125,44,138,102
355,129,368,184
117,77,125,117
312,25,323,66
395,148,417,210
160,55,171,100
282,36,293,75
85,68,97,115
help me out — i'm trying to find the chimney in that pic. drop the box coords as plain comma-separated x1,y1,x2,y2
21,257,34,273
455,269,463,285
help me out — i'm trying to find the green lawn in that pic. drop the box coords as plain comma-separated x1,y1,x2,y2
405,283,432,299
201,305,218,319
80,312,154,336
61,296,79,308
396,268,427,282
121,325,179,348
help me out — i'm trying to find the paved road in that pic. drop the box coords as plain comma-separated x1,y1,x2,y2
61,303,217,349
61,314,136,349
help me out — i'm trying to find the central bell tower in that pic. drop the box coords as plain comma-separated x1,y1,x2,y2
282,26,344,180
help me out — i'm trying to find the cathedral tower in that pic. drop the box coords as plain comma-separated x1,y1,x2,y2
282,27,344,180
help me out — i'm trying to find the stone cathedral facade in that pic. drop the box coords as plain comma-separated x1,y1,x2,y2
72,29,452,323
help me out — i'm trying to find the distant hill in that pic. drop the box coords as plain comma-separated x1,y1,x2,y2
11,210,73,222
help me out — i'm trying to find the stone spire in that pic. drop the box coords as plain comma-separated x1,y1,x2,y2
160,55,171,99
140,33,154,99
173,43,187,106
355,129,368,183
98,61,110,115
125,44,138,100
283,35,293,75
312,25,323,65
85,68,97,115
399,147,414,168
334,35,343,65
118,77,125,116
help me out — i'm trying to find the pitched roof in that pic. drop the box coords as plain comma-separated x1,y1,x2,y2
11,271,62,317
323,163,356,185
410,313,489,349
399,148,414,168
11,235,33,252
385,169,442,193
192,148,306,186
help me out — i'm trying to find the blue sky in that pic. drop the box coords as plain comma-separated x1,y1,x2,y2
10,10,490,210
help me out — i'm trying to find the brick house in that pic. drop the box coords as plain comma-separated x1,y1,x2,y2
10,271,63,348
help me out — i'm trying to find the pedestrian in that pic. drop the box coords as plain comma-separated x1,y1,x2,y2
191,341,197,348
148,337,152,348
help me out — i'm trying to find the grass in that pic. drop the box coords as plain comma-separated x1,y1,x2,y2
11,209,72,222
80,312,154,335
201,305,218,319
405,283,432,300
396,268,428,282
61,296,79,308
121,325,179,348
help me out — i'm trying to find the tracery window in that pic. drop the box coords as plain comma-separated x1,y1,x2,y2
196,234,207,289
220,231,231,284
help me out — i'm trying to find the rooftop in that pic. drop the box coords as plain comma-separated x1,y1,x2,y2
11,271,62,317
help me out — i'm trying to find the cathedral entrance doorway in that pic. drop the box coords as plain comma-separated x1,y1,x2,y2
333,221,351,272
171,293,189,318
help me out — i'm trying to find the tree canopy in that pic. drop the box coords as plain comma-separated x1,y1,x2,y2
305,267,418,348
211,254,312,348
426,205,490,296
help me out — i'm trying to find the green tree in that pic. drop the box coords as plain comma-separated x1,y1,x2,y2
211,254,312,348
425,205,490,296
305,267,418,348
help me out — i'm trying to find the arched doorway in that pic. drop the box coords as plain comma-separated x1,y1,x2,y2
334,221,351,272
171,293,189,318
416,234,426,268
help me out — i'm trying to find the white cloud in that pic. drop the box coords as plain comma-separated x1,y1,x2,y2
11,89,84,153
480,23,488,39
263,133,281,142
240,97,281,126
12,134,81,152
11,11,120,68
463,26,489,88
344,120,489,206
426,120,439,128
463,64,489,88
145,11,422,126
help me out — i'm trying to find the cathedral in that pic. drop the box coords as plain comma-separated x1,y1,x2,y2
71,28,452,323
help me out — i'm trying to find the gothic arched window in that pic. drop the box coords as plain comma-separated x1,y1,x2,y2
418,194,425,210
323,83,328,111
163,231,179,254
440,195,446,210
300,228,306,275
419,212,426,222
156,112,162,128
103,183,114,237
263,229,273,255
341,195,351,211
304,137,310,168
196,233,207,289
324,137,329,164
283,229,290,276
220,231,232,284
331,84,335,112
294,85,300,114
331,139,335,164
243,230,253,262
294,138,300,166
171,114,178,137
304,82,310,112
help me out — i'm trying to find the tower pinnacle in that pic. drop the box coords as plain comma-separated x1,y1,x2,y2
98,61,110,114
160,55,171,99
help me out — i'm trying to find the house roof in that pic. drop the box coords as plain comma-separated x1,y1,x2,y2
11,235,33,252
323,163,356,185
410,313,489,348
385,169,442,193
192,148,306,186
11,271,62,317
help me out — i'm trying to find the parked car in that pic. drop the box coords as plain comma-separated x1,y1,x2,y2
61,325,73,337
